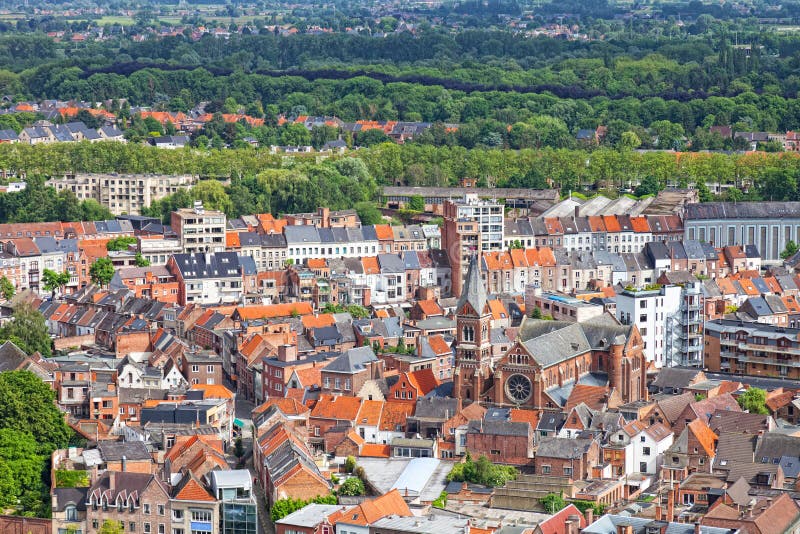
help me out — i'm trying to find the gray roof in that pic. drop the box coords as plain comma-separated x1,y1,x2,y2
98,441,151,461
371,514,471,534
520,321,591,368
284,225,321,244
467,419,529,436
756,433,800,463
687,202,800,220
323,346,377,373
583,514,734,534
536,437,594,459
276,504,342,527
456,255,488,316
378,253,405,273
651,368,703,389
170,252,241,279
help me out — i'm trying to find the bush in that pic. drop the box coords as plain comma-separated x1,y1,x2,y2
338,477,365,496
55,469,89,488
447,453,517,488
344,455,356,473
432,491,447,509
270,494,338,522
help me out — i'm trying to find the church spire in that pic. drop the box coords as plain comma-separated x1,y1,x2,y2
456,254,488,316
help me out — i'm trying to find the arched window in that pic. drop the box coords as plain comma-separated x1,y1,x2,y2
65,505,77,521
463,326,474,342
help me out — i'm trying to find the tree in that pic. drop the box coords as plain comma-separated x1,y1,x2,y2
234,436,244,458
0,276,14,300
619,131,642,150
42,269,70,296
106,236,137,251
782,240,799,260
635,175,662,197
532,306,543,319
355,201,383,225
447,453,517,487
737,387,769,414
135,253,150,267
90,258,115,287
344,455,356,473
338,477,365,496
0,304,52,357
540,492,568,514
98,520,124,534
407,195,425,212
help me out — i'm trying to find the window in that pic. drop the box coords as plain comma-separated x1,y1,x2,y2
157,505,164,516
65,505,78,521
542,465,551,474
191,365,199,373
144,504,150,515
207,365,214,374
144,524,151,534
563,466,572,476
158,525,165,534
130,523,136,532
172,530,185,534
172,510,184,521
93,520,99,529
643,447,651,456
640,462,648,472
190,510,212,522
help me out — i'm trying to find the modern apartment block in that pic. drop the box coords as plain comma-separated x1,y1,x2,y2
705,319,800,378
616,285,682,368
442,194,504,295
47,173,196,215
171,201,227,254
665,280,705,368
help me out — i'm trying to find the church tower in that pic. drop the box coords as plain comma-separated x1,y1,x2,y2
453,255,493,403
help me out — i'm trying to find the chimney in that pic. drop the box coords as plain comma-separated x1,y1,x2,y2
584,507,594,525
108,471,115,493
277,343,297,362
694,523,701,534
655,505,663,521
567,515,581,534
667,487,675,522
121,455,127,472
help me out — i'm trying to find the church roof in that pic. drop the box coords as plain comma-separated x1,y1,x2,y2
521,322,591,368
457,255,488,316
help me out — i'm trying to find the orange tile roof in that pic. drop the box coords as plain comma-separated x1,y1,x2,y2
510,248,528,267
427,335,452,356
738,278,759,296
766,390,794,412
190,383,234,399
234,302,313,320
356,399,384,426
588,216,606,232
482,251,502,271
362,256,380,274
375,309,390,318
716,381,743,395
688,418,717,456
379,402,413,431
310,394,362,421
509,408,540,428
603,215,622,232
359,443,390,458
307,258,327,269
293,366,324,389
253,397,310,416
543,217,563,235
405,369,440,396
488,299,508,321
784,295,800,314
374,224,394,240
174,474,216,502
630,216,650,233
226,232,241,248
416,300,443,316
716,277,737,295
764,276,782,294
335,489,411,526
302,313,336,329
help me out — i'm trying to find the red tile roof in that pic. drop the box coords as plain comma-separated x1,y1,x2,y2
311,394,362,421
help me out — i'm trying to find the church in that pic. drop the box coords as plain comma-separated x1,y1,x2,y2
452,256,648,409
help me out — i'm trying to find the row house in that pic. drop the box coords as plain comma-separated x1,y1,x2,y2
225,231,288,271
284,225,382,265
705,319,800,378
113,265,179,303
504,214,683,253
254,413,331,505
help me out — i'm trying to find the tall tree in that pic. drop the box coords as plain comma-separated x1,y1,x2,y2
0,303,52,357
89,258,115,287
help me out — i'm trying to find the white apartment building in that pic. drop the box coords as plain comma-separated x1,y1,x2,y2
47,173,196,215
616,285,682,368
171,201,226,254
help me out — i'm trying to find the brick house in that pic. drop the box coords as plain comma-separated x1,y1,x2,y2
85,471,171,534
534,437,599,480
309,394,362,451
320,346,384,397
662,418,718,483
387,369,439,405
466,419,534,466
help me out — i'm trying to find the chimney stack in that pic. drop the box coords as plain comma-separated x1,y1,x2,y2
121,455,127,472
655,505,663,521
694,523,701,534
667,487,675,522
584,507,594,525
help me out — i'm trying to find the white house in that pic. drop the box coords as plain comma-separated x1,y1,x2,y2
616,284,682,367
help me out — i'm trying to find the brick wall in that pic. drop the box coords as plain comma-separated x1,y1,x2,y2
54,333,95,351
